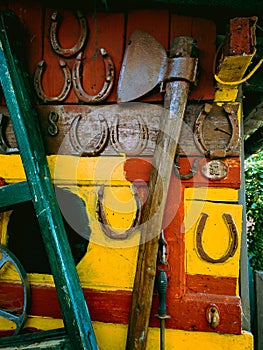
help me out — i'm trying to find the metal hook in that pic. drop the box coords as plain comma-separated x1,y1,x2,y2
174,155,198,180
69,113,109,156
49,10,88,58
110,114,148,156
96,184,141,240
34,60,72,103
72,49,114,104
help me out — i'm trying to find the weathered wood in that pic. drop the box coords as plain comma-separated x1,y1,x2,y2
254,271,263,350
125,37,197,350
0,103,240,157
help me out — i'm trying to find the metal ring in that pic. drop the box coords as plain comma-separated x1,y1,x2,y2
0,245,30,335
96,184,141,240
49,10,88,58
196,213,238,263
69,113,109,156
72,49,114,104
34,60,72,103
110,114,148,156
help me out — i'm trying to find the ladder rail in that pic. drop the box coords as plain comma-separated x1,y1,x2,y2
0,10,98,350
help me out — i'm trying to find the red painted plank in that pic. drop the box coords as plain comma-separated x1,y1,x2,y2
125,9,169,103
171,15,216,101
8,0,43,77
124,157,240,189
186,274,238,296
0,282,242,334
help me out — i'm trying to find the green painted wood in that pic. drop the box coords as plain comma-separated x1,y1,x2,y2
0,10,98,350
0,328,71,349
0,182,31,210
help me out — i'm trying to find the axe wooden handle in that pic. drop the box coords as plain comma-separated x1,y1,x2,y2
126,37,198,350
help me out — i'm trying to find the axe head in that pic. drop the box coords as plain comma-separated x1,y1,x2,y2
117,30,167,102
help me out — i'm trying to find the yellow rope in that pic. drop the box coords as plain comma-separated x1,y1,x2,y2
214,58,263,85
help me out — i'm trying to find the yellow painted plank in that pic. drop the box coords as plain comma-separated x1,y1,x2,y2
0,319,254,350
0,155,130,185
185,187,239,202
214,54,254,102
185,199,242,277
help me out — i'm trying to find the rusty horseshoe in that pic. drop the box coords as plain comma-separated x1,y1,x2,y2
196,212,238,263
110,114,148,156
34,60,71,103
194,103,240,159
96,184,141,240
69,113,109,156
174,155,198,180
72,50,114,103
49,11,88,58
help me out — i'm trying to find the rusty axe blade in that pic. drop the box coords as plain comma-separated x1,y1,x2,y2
117,30,167,102
117,30,197,103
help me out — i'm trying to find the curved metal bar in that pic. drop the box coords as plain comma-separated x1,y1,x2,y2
0,245,30,335
69,113,109,156
0,114,19,154
110,114,148,156
96,184,141,240
194,103,240,159
196,213,238,263
34,60,71,103
72,49,114,104
174,154,198,180
50,10,88,58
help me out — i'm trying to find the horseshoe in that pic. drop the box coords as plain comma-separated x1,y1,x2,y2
110,114,148,156
174,154,198,180
0,245,30,335
96,185,141,240
69,113,109,156
72,49,114,104
0,114,19,154
194,103,240,159
49,10,88,58
196,213,238,263
34,60,71,103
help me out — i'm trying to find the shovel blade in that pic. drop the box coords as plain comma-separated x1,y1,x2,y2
117,30,167,102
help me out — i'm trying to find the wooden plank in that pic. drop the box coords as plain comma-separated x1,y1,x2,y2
0,282,242,334
254,271,263,350
170,15,216,101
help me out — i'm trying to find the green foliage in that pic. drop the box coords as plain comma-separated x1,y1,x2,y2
245,151,263,270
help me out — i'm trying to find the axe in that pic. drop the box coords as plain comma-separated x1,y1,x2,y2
117,30,198,350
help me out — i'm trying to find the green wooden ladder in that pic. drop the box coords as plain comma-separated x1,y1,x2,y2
0,9,98,350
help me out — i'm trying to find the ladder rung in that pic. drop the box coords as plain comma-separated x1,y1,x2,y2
0,181,31,211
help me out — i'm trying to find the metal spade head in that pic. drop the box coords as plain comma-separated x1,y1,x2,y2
117,30,168,102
